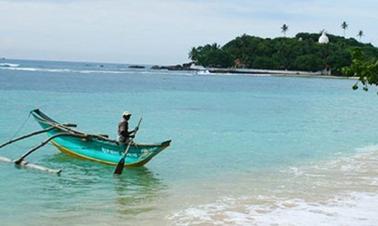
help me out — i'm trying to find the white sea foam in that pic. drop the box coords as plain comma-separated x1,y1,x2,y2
169,193,378,226
0,63,19,67
355,144,378,152
0,66,145,75
0,64,273,77
250,193,378,226
0,65,198,76
169,147,378,225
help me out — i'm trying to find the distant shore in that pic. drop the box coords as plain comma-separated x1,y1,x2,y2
208,68,359,80
0,58,358,80
150,63,358,80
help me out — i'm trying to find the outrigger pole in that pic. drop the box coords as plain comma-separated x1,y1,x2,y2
14,133,85,165
0,123,77,150
0,132,85,175
0,127,54,149
0,123,77,175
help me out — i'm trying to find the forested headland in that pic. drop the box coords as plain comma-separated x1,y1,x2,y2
189,33,378,76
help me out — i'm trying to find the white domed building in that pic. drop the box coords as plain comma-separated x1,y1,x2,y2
318,31,329,44
318,31,331,75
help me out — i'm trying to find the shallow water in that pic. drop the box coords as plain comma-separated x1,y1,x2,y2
0,59,377,225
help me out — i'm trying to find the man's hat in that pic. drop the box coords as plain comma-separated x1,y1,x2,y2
123,111,131,117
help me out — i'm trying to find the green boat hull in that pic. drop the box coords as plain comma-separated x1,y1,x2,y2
31,109,171,167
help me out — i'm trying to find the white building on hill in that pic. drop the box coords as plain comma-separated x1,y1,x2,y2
319,31,329,44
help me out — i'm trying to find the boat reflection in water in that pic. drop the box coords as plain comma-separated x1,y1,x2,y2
113,167,167,217
33,153,167,225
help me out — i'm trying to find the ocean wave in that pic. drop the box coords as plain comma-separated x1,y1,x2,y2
0,66,127,74
169,147,378,225
355,144,378,152
250,193,378,226
169,192,378,226
0,65,198,76
281,144,378,176
0,63,20,67
0,66,152,75
0,64,271,77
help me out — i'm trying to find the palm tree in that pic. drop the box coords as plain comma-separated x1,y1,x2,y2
357,30,364,41
189,47,196,58
341,21,348,37
281,24,289,37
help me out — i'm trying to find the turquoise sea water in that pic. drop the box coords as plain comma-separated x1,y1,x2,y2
0,60,377,225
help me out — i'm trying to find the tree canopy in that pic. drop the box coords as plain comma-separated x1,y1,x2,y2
189,32,378,76
342,48,378,91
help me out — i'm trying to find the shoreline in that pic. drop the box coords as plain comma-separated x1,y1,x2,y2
207,67,323,76
260,72,358,80
150,63,359,80
201,67,359,80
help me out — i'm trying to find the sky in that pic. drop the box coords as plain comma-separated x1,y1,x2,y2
0,0,377,64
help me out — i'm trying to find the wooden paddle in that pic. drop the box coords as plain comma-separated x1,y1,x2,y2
114,117,142,175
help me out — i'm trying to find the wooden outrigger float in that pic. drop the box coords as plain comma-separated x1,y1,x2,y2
0,156,62,174
0,109,171,174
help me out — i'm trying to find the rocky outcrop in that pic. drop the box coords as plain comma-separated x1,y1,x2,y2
128,65,145,69
151,62,195,71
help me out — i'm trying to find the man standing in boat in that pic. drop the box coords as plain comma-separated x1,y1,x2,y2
118,111,137,144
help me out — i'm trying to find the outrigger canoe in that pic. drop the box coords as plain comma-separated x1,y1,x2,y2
31,109,171,167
